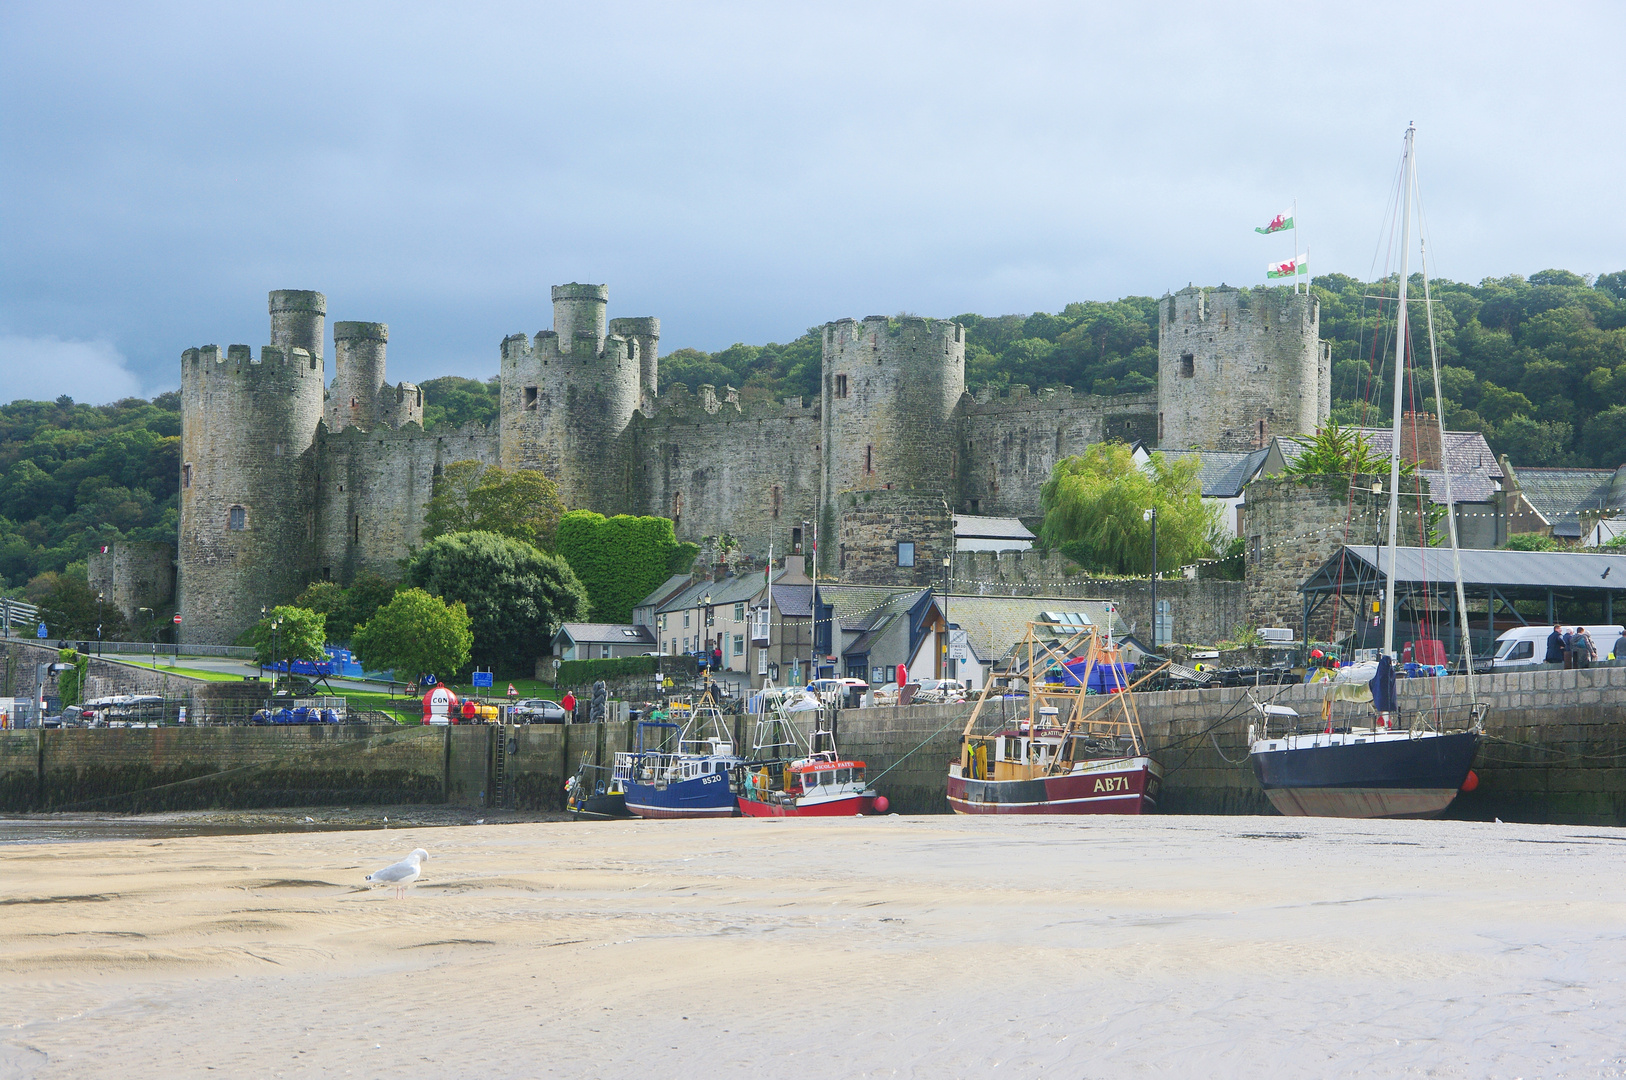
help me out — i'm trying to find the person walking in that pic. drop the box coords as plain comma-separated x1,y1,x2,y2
561,689,576,720
1575,627,1596,669
1545,624,1567,665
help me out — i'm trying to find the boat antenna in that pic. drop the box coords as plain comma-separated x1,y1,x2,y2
1382,122,1416,661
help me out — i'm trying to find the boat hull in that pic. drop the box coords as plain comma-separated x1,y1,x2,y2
622,774,739,819
946,758,1161,815
566,791,630,820
1250,731,1480,819
737,793,879,818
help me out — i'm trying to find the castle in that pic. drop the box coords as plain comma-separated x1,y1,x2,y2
175,283,1328,645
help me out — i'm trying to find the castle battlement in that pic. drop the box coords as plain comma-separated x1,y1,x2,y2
182,344,321,383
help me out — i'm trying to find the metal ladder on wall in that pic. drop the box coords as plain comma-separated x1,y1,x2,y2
491,725,509,809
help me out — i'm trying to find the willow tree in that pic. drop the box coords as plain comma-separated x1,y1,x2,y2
1038,443,1219,575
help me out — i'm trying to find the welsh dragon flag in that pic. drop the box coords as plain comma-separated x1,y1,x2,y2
1255,210,1294,235
1267,254,1308,279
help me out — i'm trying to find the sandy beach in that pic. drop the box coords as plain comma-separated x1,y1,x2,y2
2,814,1623,1079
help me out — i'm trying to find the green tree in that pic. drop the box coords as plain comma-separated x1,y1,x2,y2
56,648,88,707
1505,532,1559,552
1037,443,1219,575
1581,405,1626,467
404,531,588,672
246,605,328,668
1281,422,1394,480
35,574,130,641
422,461,566,550
555,511,699,623
351,588,473,683
292,571,398,642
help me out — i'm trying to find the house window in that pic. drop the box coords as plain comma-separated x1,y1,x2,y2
684,612,691,628
182,463,192,489
228,505,246,531
733,634,744,656
898,542,915,567
601,644,613,659
524,387,538,410
835,374,848,398
734,603,745,621
758,648,768,675
1181,353,1195,378
659,614,667,631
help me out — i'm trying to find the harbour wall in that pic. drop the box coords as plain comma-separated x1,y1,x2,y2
1,664,1622,824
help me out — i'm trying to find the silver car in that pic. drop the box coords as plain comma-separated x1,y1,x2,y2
512,698,568,723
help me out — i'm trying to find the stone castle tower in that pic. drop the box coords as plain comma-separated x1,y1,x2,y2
1157,286,1330,451
498,284,660,511
178,291,328,644
175,280,1329,645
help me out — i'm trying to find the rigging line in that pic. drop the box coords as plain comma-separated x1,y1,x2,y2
864,705,973,786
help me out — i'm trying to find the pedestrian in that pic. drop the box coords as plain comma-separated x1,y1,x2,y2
1544,623,1566,665
1575,627,1596,669
1562,627,1580,669
561,689,576,719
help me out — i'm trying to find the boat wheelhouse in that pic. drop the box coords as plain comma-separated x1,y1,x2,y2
948,619,1163,815
619,695,745,819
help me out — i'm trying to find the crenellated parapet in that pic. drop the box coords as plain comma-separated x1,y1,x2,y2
1158,285,1328,451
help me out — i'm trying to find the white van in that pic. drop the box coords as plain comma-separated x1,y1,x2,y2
1492,625,1624,667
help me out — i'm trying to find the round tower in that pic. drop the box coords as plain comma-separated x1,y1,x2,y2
178,305,326,645
499,283,641,512
609,315,661,410
269,289,327,360
1156,286,1324,451
552,283,608,352
329,321,388,431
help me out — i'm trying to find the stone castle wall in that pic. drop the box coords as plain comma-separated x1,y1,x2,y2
313,423,498,584
628,384,819,556
1158,286,1327,451
960,386,1157,517
87,541,175,623
1240,474,1421,636
178,335,325,646
836,489,952,587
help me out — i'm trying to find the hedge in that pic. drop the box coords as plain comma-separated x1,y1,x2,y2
556,511,698,623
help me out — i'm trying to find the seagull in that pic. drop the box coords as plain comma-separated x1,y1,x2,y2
366,848,428,899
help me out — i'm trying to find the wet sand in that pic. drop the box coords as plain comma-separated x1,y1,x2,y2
2,815,1623,1078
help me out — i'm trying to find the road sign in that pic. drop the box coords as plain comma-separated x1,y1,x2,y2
36,623,47,639
506,683,518,697
472,670,494,689
173,614,182,625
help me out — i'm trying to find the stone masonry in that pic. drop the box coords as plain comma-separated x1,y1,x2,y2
178,282,1329,645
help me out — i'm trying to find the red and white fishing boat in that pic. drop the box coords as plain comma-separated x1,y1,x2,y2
948,618,1165,815
737,750,890,817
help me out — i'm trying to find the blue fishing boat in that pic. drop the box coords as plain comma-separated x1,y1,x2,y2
618,695,744,819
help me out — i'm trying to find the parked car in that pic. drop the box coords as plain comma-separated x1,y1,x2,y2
512,698,568,723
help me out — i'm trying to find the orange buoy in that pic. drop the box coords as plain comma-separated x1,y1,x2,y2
1460,769,1479,793
873,796,890,814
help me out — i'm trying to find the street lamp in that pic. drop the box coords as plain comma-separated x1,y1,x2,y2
1143,507,1158,652
95,591,104,657
942,555,952,680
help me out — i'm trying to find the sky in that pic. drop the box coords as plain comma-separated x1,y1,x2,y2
2,1,1622,404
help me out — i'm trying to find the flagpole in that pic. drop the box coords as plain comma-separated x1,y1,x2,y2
1291,198,1298,293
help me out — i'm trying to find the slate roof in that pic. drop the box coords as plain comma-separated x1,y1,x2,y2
556,623,655,645
1159,448,1270,499
1305,545,1626,593
768,583,813,618
1508,468,1619,538
1274,429,1503,504
635,573,695,611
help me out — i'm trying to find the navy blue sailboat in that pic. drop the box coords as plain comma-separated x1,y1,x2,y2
1247,125,1482,819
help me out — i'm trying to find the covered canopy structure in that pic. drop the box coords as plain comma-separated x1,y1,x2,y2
1298,545,1626,658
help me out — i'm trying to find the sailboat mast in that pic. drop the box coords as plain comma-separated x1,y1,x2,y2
1383,123,1417,659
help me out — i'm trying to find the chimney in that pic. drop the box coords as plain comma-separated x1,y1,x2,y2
1399,412,1443,471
